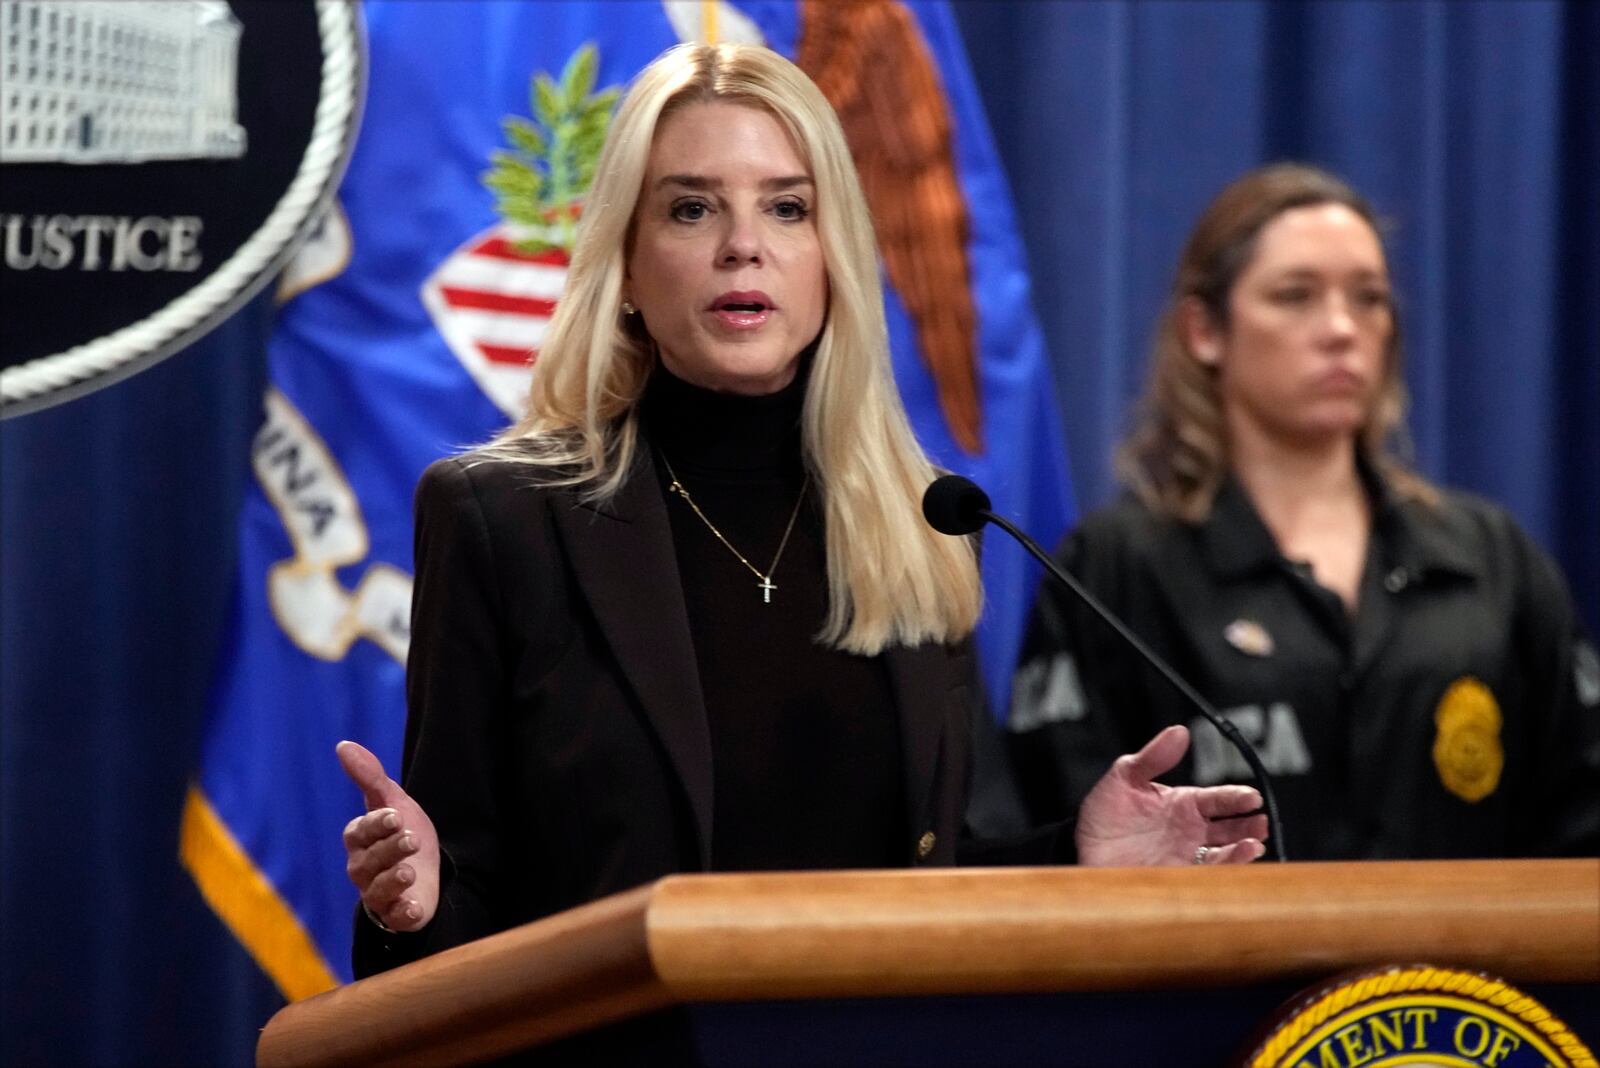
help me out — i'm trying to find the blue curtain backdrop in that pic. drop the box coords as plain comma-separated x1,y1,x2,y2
0,297,280,1068
953,0,1599,635
2,3,1595,1066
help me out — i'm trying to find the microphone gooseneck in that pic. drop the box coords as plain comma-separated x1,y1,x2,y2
924,475,1289,862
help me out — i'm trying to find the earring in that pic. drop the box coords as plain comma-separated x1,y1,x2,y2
621,300,637,316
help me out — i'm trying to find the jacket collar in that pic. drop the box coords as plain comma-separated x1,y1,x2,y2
550,441,951,870
1365,473,1480,583
1199,477,1282,580
1199,464,1480,585
550,444,716,869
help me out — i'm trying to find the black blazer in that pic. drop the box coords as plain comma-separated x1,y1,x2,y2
353,445,1032,977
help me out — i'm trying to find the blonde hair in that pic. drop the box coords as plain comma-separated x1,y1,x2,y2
1117,162,1437,521
485,43,979,653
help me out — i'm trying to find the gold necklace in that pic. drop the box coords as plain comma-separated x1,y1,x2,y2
661,455,809,604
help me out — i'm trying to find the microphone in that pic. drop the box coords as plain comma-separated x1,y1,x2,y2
924,474,1288,861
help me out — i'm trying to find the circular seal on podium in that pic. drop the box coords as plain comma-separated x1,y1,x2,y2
1243,965,1595,1068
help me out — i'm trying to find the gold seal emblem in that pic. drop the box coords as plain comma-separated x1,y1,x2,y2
1246,965,1597,1068
1432,677,1503,803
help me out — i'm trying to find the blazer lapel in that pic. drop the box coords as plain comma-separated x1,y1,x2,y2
551,448,714,869
884,641,951,852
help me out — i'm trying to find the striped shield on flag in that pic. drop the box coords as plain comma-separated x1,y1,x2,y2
420,230,569,418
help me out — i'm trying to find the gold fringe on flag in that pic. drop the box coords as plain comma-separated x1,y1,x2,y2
180,785,339,1001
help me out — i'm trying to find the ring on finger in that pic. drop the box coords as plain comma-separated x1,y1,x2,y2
1193,845,1211,865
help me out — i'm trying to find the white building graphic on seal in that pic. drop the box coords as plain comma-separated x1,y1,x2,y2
0,0,245,164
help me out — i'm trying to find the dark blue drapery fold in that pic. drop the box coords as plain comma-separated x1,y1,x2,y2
956,0,1598,632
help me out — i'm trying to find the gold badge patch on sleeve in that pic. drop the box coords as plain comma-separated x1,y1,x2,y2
1432,677,1504,803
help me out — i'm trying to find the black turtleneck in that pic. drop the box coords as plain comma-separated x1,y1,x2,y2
640,363,906,871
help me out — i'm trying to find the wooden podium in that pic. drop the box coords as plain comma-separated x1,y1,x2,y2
257,859,1599,1067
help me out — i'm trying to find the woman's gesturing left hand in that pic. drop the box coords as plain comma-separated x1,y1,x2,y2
337,740,442,932
1074,725,1270,867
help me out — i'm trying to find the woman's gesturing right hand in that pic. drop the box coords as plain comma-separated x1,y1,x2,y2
336,740,441,933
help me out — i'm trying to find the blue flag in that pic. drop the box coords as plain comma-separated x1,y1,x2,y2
184,0,1073,998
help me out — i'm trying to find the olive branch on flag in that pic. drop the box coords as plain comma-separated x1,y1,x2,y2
483,44,621,254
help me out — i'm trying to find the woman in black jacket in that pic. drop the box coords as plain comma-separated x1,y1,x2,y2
1008,163,1600,861
336,43,1270,979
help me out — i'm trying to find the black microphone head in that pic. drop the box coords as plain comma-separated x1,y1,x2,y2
922,475,992,535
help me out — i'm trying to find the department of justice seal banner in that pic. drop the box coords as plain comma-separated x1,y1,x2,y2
1246,965,1597,1068
0,0,362,418
184,0,1074,999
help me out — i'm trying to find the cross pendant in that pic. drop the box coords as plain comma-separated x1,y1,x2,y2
758,576,776,604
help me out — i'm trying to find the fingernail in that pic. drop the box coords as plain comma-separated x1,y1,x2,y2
397,866,413,884
405,903,420,921
381,812,399,831
399,834,417,854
